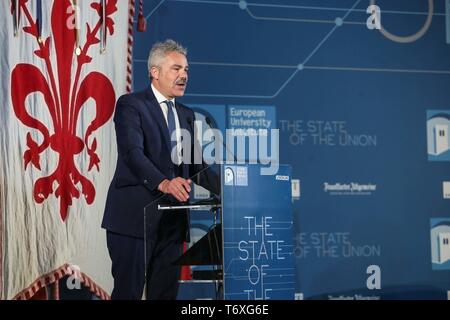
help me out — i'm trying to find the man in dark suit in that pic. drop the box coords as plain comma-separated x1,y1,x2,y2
102,39,219,300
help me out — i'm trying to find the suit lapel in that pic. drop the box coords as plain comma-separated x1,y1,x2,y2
175,103,192,178
145,87,171,153
175,102,190,133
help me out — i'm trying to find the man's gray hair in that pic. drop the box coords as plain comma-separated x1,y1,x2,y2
148,39,187,74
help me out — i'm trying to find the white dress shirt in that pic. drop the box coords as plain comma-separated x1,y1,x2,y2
151,84,182,165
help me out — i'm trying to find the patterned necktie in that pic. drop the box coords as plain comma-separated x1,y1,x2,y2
165,100,178,164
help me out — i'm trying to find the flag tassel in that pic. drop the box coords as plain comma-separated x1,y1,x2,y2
137,0,146,32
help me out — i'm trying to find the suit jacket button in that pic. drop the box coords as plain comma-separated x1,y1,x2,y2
143,179,148,184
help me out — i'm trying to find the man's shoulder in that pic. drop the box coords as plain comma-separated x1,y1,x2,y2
176,101,194,114
118,89,148,104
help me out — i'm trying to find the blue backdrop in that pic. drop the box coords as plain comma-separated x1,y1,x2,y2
133,0,450,300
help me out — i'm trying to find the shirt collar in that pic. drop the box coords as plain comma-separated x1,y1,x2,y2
151,84,175,106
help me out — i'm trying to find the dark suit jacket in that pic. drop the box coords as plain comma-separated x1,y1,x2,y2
102,88,219,241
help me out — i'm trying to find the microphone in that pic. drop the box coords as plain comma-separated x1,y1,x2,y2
187,115,221,195
187,117,201,185
205,116,237,163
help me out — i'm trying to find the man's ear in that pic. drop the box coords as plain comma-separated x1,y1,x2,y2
150,66,159,80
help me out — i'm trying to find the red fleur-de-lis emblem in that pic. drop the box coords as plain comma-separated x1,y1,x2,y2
10,0,117,221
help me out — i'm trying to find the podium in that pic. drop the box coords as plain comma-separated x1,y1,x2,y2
162,164,295,300
162,202,223,281
157,201,224,299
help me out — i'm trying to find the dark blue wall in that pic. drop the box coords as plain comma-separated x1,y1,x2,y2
132,0,450,299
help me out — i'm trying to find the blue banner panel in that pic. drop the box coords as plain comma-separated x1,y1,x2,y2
133,0,450,300
227,105,277,163
222,164,294,300
447,0,450,44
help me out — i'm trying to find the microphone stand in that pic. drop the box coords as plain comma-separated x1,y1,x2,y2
204,116,238,164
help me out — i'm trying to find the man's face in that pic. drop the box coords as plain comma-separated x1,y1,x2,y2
151,51,189,99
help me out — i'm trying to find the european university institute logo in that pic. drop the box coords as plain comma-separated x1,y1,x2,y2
427,110,450,161
430,218,450,270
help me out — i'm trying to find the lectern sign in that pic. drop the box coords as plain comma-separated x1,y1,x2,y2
222,164,295,300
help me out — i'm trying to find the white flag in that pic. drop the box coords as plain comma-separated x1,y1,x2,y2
0,0,133,300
